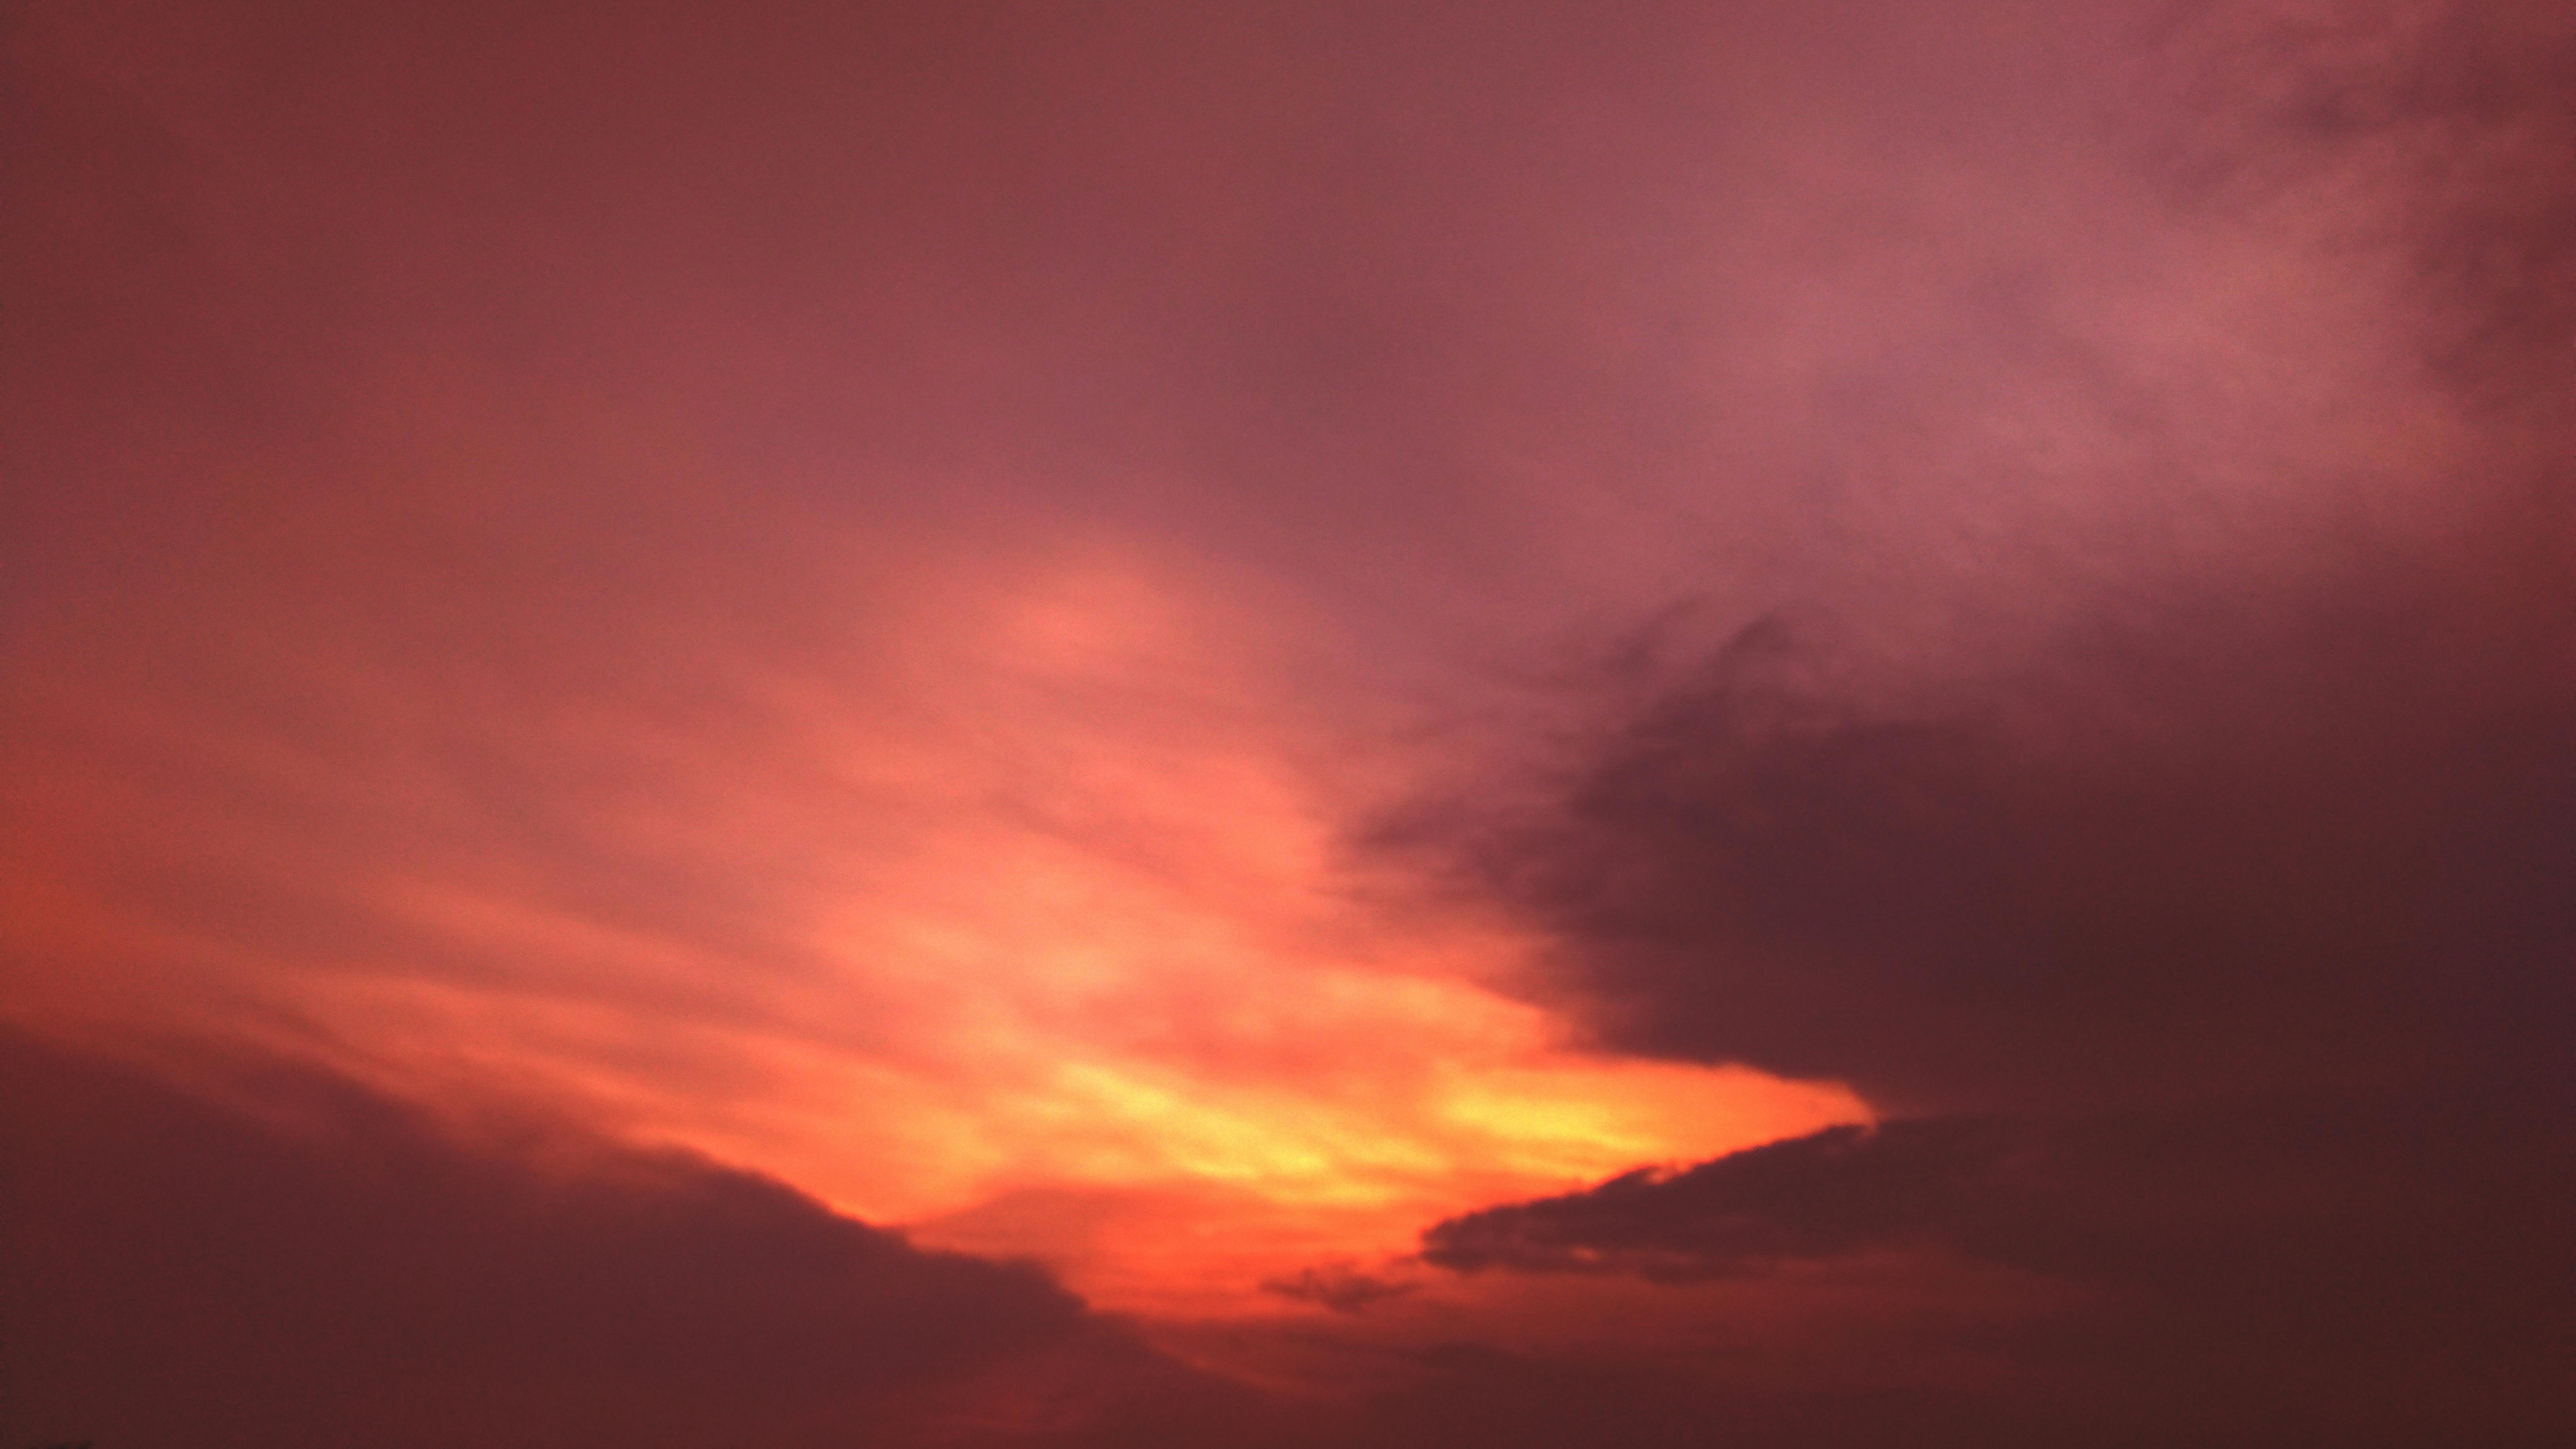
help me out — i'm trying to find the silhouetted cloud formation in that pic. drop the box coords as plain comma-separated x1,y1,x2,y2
1435,583,2575,1108
0,1028,1118,1449
1378,11,2576,1440
1421,1099,2576,1444
1426,1101,2567,1286
1260,1263,1416,1314
7,0,2575,1445
1372,0,2576,1113
1404,530,2576,1439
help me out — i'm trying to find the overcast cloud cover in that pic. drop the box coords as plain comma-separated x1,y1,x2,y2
6,0,2571,1444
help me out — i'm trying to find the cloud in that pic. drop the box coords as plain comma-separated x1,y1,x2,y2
1417,1099,2576,1444
1417,571,2573,1110
0,1026,1125,1449
1365,0,2576,1114
6,2,2573,1440
1260,1264,1417,1315
1424,1101,2559,1282
1356,17,2576,1439
2132,0,2576,394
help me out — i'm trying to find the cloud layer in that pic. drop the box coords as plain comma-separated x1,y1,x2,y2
1424,571,2575,1108
1418,1097,2576,1444
6,0,2573,1443
1380,0,2576,1111
0,1028,1128,1447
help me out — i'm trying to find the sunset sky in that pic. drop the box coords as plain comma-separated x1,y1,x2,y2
5,3,2572,1445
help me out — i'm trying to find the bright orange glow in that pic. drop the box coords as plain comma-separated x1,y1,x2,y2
2,541,1863,1314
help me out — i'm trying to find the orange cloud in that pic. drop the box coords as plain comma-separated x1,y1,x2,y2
2,536,1862,1316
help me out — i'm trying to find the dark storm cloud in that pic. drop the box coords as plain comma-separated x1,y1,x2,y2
1425,1101,2571,1286
7,0,2575,1444
0,1028,1109,1449
1429,582,2576,1108
1398,0,2576,1110
1375,11,2576,1441
1417,1100,2576,1445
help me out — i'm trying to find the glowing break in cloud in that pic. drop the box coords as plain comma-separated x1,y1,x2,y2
4,530,1863,1313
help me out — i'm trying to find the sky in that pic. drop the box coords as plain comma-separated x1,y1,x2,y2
3,2,2571,1445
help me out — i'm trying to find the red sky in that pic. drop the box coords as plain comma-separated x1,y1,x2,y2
6,3,2572,1445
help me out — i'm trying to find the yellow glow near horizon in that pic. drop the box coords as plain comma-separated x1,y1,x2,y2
1,548,1870,1317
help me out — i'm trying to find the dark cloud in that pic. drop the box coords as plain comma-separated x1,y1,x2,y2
1259,1264,1416,1315
1425,1100,2567,1285
1390,514,2576,1436
1421,1100,2576,1445
1423,579,2575,1109
0,1026,1116,1449
7,2,2574,1445
1363,0,2576,1111
1376,14,2576,1440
